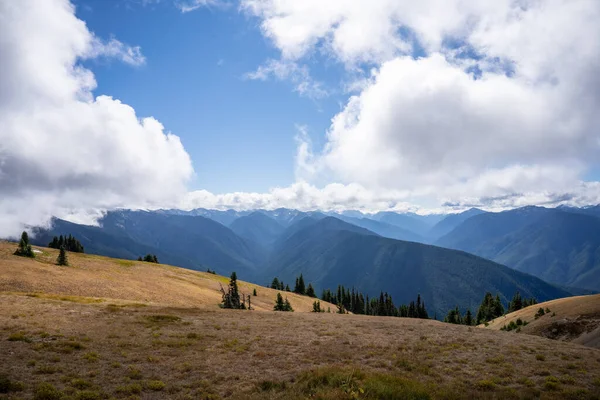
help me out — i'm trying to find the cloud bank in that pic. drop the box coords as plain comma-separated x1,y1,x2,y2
0,0,193,237
241,0,600,209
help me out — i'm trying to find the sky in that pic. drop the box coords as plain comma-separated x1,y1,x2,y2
1,0,600,236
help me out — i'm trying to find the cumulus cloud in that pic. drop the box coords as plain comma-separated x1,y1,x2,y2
244,0,600,209
0,0,193,237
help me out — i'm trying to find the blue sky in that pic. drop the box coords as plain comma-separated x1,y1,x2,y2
2,0,599,235
74,0,344,193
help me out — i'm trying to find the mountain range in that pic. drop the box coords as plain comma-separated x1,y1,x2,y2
27,205,598,316
436,206,600,291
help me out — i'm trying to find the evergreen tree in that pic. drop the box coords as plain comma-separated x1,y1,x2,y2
464,309,473,326
285,284,291,292
253,288,257,296
14,231,34,258
508,291,523,313
274,293,293,311
312,300,322,313
270,277,280,289
221,272,242,309
137,256,143,261
294,274,306,295
444,306,462,324
476,292,505,324
274,293,285,311
306,283,316,298
56,246,68,266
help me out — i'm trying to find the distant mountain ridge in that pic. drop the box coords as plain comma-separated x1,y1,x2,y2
27,204,600,313
436,206,600,291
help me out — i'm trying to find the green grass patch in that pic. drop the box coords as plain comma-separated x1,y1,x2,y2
114,259,135,267
33,382,63,400
146,380,166,391
143,314,181,327
115,383,142,395
8,332,32,342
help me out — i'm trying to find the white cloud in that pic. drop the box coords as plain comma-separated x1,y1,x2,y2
243,0,600,210
89,37,146,66
180,179,600,215
245,59,328,99
0,0,193,237
175,0,225,13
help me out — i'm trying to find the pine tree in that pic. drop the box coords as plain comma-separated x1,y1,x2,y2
274,293,285,311
508,291,523,313
444,306,462,324
253,288,257,296
270,277,280,289
312,300,321,313
285,284,291,292
306,283,316,298
14,231,34,258
137,256,143,261
464,309,473,326
294,274,306,295
56,246,68,266
221,272,242,309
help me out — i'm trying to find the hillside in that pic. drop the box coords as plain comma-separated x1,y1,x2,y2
436,207,600,291
264,218,572,317
0,241,325,313
483,294,600,349
2,287,600,399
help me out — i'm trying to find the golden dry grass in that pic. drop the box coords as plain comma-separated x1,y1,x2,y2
2,241,600,399
483,294,600,349
0,241,330,312
1,294,600,399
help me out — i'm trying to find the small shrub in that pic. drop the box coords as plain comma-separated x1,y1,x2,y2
83,352,99,362
536,354,546,361
127,366,143,380
146,380,166,391
476,380,496,390
516,318,523,326
535,307,545,319
71,378,92,389
8,332,32,342
258,380,287,392
33,382,63,400
35,365,59,375
75,390,102,400
115,383,142,395
544,376,560,391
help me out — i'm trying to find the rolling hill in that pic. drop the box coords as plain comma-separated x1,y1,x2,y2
483,294,600,349
436,206,600,291
0,241,324,312
1,240,599,399
263,217,572,317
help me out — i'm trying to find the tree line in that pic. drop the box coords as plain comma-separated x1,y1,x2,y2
48,235,84,253
321,285,429,318
445,291,538,325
